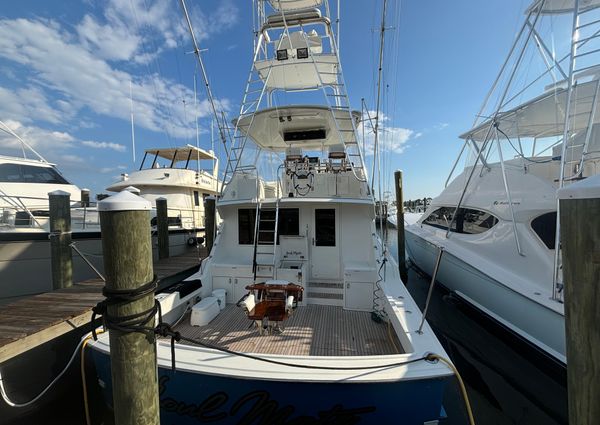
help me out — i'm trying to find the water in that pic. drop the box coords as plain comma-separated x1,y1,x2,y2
383,226,568,424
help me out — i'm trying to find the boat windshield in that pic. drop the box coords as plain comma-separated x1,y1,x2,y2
0,163,70,184
139,145,216,174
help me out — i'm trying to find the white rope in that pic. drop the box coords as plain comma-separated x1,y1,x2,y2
0,333,92,408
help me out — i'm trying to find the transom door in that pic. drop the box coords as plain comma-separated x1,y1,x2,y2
310,207,340,280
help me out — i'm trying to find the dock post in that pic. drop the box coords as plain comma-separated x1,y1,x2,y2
205,196,216,252
49,190,72,290
80,188,90,207
98,191,159,425
394,170,408,283
558,176,600,425
156,197,169,259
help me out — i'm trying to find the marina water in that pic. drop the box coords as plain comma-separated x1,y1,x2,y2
383,226,567,424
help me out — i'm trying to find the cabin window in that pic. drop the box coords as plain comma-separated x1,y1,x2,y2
193,191,200,207
0,164,69,184
238,208,300,245
238,209,256,245
423,207,498,234
531,212,556,249
315,208,336,246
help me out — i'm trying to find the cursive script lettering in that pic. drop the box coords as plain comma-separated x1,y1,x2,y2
158,376,376,424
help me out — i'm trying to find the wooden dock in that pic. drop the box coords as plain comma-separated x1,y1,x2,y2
0,247,206,364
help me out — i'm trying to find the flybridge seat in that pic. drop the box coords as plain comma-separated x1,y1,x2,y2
285,147,303,161
268,0,323,12
328,143,346,159
264,9,327,30
328,143,348,173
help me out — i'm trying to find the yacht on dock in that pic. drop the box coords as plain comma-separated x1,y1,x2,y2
406,0,600,367
106,144,219,242
90,1,456,423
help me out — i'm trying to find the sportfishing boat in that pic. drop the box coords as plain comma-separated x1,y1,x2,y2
89,1,457,423
406,0,600,366
106,144,219,243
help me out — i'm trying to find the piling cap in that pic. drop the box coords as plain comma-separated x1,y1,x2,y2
557,174,600,200
123,186,141,194
98,190,152,212
48,190,71,197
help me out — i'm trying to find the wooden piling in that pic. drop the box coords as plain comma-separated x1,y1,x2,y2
558,176,600,425
80,188,90,207
205,196,216,252
98,191,160,425
394,170,408,283
49,190,72,290
156,197,169,259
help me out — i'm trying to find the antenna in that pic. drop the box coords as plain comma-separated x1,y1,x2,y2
180,0,229,159
129,80,136,164
371,0,388,193
193,71,200,174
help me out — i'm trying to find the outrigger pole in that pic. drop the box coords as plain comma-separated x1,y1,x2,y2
179,0,229,159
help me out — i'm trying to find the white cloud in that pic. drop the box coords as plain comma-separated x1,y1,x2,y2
0,0,239,142
0,119,75,155
76,14,141,62
0,17,232,140
82,140,127,152
99,165,128,174
0,85,73,125
359,111,416,155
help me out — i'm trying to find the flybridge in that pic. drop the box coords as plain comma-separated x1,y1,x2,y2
220,0,368,191
138,145,217,171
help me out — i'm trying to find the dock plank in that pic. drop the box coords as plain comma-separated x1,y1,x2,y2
0,247,206,363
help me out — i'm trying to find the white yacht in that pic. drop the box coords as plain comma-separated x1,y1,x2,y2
90,1,456,423
406,0,600,366
0,123,99,302
0,131,214,302
107,144,219,241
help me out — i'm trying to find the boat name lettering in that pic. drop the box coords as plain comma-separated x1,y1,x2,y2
285,250,302,256
493,200,521,205
159,376,376,424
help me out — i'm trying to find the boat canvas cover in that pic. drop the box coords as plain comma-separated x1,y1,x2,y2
526,0,600,15
460,79,600,141
233,105,360,150
145,144,216,162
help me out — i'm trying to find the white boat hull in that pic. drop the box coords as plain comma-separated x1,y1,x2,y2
405,227,566,365
0,229,202,304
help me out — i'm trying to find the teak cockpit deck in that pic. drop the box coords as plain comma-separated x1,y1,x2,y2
172,304,403,356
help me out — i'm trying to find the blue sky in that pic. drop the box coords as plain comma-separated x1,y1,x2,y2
0,0,530,200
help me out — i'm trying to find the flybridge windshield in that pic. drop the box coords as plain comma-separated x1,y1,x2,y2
0,163,70,184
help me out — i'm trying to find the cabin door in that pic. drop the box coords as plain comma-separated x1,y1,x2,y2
310,207,340,280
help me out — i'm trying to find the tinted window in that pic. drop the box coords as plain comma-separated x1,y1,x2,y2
193,191,200,207
423,207,498,234
238,209,256,245
315,209,335,246
531,212,556,249
238,208,300,245
0,164,69,184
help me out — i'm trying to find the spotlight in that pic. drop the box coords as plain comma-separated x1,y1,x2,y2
297,47,309,59
276,49,288,61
